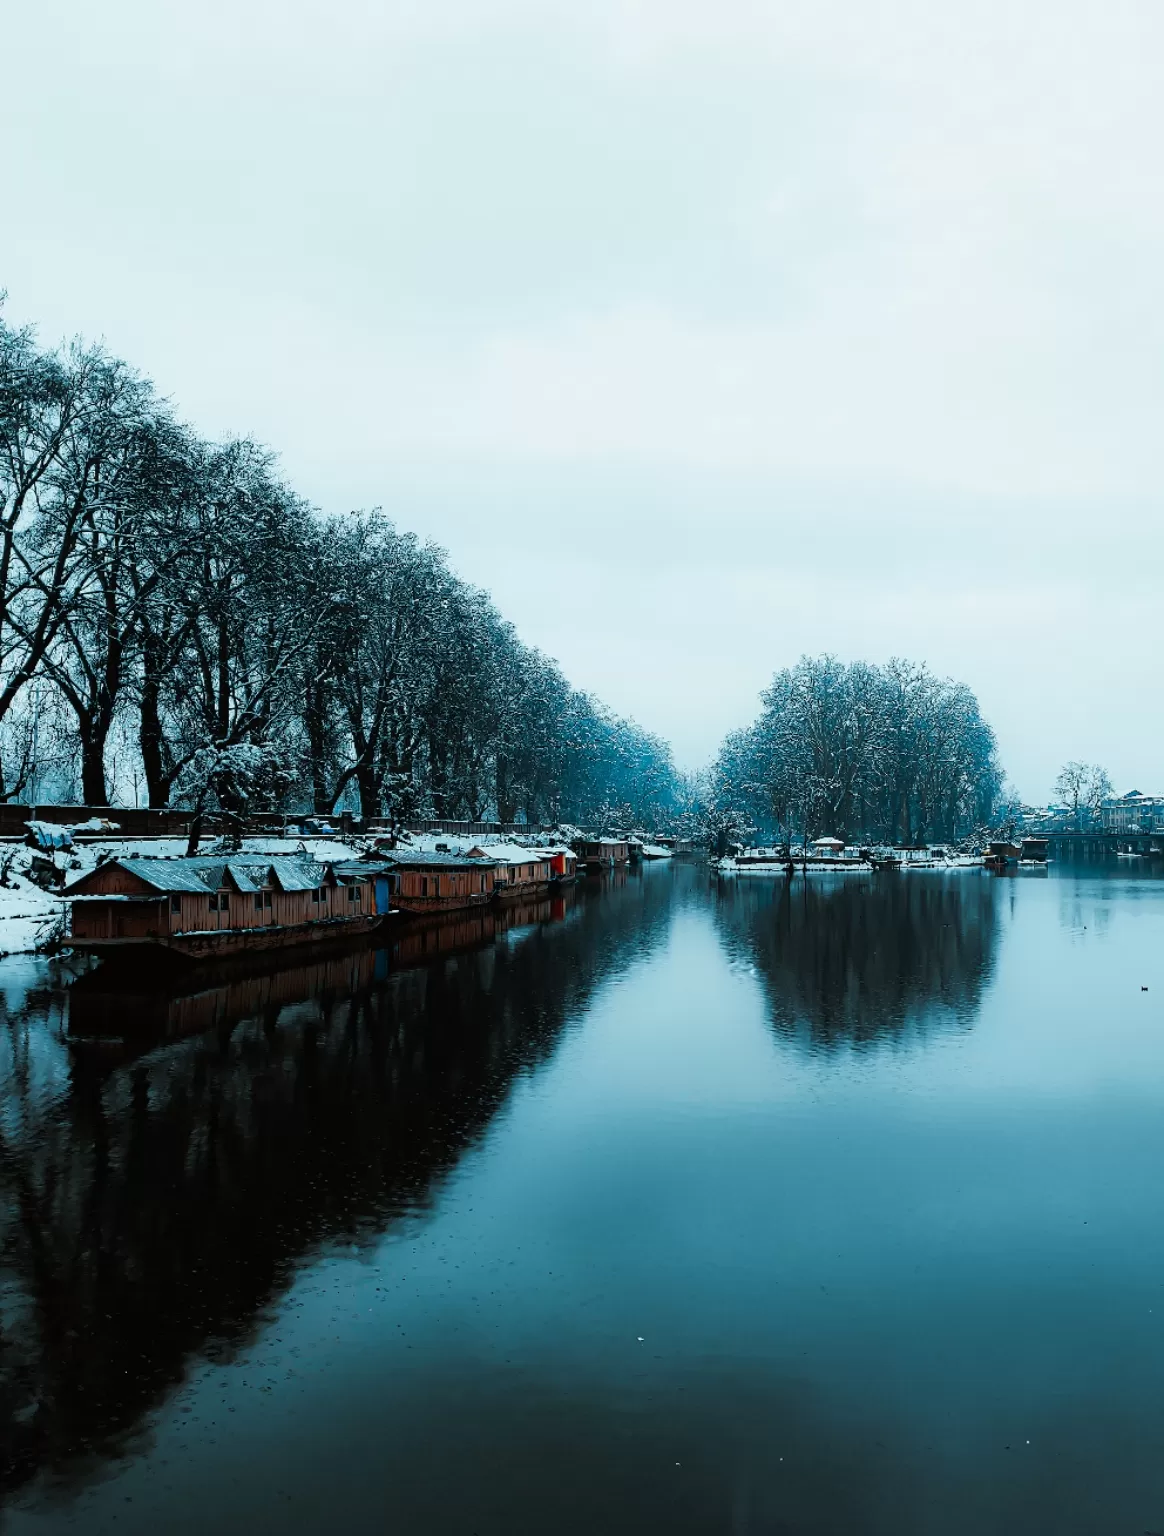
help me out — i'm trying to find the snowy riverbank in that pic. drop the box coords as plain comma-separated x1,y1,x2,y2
0,825,624,958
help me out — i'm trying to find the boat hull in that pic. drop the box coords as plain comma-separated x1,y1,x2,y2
494,879,553,902
394,892,494,917
67,913,387,962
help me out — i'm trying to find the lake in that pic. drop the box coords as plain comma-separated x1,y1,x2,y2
3,860,1164,1534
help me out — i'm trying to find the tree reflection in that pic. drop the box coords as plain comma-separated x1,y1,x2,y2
0,870,678,1496
713,873,999,1048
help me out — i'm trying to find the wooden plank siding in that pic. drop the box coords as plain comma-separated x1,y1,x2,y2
67,863,374,941
393,867,495,902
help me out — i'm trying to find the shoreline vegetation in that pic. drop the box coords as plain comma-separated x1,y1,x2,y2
0,308,679,839
3,307,1009,914
707,655,1002,852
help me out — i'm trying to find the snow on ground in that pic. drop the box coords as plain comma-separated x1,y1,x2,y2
0,883,66,959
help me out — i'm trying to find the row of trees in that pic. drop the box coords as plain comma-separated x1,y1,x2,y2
0,309,679,828
706,655,1002,846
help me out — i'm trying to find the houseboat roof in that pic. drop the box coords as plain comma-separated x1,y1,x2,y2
338,852,498,872
469,842,550,865
62,854,362,899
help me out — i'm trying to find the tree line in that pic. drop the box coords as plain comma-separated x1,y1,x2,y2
705,655,1002,846
0,309,679,829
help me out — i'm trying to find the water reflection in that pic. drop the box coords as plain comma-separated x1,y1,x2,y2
713,872,1000,1047
0,871,678,1498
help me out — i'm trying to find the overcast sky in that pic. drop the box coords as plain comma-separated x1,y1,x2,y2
5,0,1161,800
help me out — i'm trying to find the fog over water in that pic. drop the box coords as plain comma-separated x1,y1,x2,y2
5,0,1164,794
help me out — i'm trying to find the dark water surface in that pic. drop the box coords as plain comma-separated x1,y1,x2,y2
3,862,1164,1534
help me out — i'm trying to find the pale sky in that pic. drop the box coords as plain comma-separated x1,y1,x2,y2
5,0,1162,800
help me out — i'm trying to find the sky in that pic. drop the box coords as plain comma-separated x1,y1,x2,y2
4,0,1162,801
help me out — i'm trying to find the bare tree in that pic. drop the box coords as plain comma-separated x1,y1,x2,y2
1055,761,1111,829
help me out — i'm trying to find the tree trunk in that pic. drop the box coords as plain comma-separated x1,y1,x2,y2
79,725,109,807
185,794,208,857
356,765,380,818
139,644,171,806
496,755,516,824
304,681,332,814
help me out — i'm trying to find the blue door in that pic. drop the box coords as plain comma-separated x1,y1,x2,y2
375,877,390,914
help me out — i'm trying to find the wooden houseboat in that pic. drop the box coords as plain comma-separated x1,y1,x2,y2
984,841,1021,873
337,851,498,916
468,842,553,900
576,838,630,871
63,854,386,960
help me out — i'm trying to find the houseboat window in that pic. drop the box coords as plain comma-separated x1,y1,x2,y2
208,894,218,911
347,885,357,903
170,895,181,914
263,890,273,908
312,888,320,904
219,892,229,911
253,893,263,910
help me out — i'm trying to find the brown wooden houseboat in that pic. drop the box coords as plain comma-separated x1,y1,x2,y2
341,851,500,916
467,843,554,900
63,854,385,960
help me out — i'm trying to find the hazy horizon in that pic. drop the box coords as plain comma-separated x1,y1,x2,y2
6,0,1162,802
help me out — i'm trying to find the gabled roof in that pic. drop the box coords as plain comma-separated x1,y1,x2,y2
63,854,331,898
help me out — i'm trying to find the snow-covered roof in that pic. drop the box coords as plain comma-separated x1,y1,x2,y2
63,854,334,898
471,842,550,865
366,851,497,870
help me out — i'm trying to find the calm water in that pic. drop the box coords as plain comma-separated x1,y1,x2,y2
3,861,1164,1534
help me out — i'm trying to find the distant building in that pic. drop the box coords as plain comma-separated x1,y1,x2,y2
1100,791,1164,833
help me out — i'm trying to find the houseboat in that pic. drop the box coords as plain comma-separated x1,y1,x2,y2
63,854,385,961
576,838,630,871
469,842,553,900
343,850,499,916
720,843,874,876
984,841,1021,873
898,847,984,871
536,844,578,886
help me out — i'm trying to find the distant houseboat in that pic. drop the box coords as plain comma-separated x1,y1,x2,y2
576,839,630,871
984,841,1021,872
63,854,385,960
341,851,498,916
